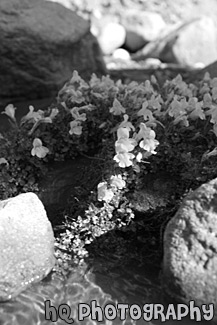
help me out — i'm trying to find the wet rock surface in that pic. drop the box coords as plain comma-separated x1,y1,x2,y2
0,0,106,104
0,192,55,301
162,178,217,320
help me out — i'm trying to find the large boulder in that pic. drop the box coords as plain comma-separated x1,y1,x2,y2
133,16,217,68
0,192,55,301
122,10,166,52
0,0,106,104
162,178,217,320
97,22,126,55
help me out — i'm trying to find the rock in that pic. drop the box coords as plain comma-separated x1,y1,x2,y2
122,10,166,52
98,22,126,55
133,16,217,68
190,60,217,83
129,172,178,214
0,0,106,103
162,178,217,319
112,49,130,61
162,16,217,67
0,192,55,301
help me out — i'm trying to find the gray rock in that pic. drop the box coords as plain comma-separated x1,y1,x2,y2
98,22,126,55
133,16,217,68
0,192,55,301
162,178,217,319
122,10,166,52
0,0,106,103
129,172,178,213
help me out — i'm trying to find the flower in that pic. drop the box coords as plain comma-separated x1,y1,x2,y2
31,138,49,158
110,98,126,115
114,152,135,168
21,105,44,124
115,137,136,153
134,123,159,155
97,182,114,202
49,108,59,120
136,152,143,162
188,102,205,120
1,104,16,121
0,158,9,166
139,137,159,154
134,122,151,141
212,87,217,101
118,114,135,131
137,100,154,121
69,120,82,135
70,107,86,121
205,104,217,124
110,175,126,190
168,97,188,119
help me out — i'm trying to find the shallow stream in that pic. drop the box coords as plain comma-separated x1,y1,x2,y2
0,245,209,325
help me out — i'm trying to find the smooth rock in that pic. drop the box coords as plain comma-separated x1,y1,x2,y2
0,192,55,301
162,16,217,67
133,16,217,68
98,22,126,55
0,0,106,103
113,48,130,61
162,178,217,320
122,10,166,52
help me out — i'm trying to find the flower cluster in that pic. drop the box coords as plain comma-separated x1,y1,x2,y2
97,174,126,203
3,69,217,264
114,127,137,168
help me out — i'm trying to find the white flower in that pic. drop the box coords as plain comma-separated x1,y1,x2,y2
110,175,126,190
31,138,49,158
109,98,126,115
97,182,114,202
0,158,9,166
1,104,16,121
69,120,82,135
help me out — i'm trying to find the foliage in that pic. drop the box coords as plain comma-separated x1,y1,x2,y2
1,70,217,267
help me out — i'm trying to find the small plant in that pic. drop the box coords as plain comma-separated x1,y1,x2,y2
1,70,217,267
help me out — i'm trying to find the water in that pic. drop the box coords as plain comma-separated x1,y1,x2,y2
0,248,210,325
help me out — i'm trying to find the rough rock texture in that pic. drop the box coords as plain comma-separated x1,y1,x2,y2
0,0,106,103
133,16,217,68
162,178,217,319
122,10,166,52
0,192,55,301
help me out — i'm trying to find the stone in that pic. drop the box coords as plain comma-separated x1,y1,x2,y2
129,172,178,214
98,22,126,55
122,10,166,52
162,16,217,67
190,60,217,82
0,192,55,301
162,178,217,320
0,0,106,104
112,48,130,61
133,16,217,68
